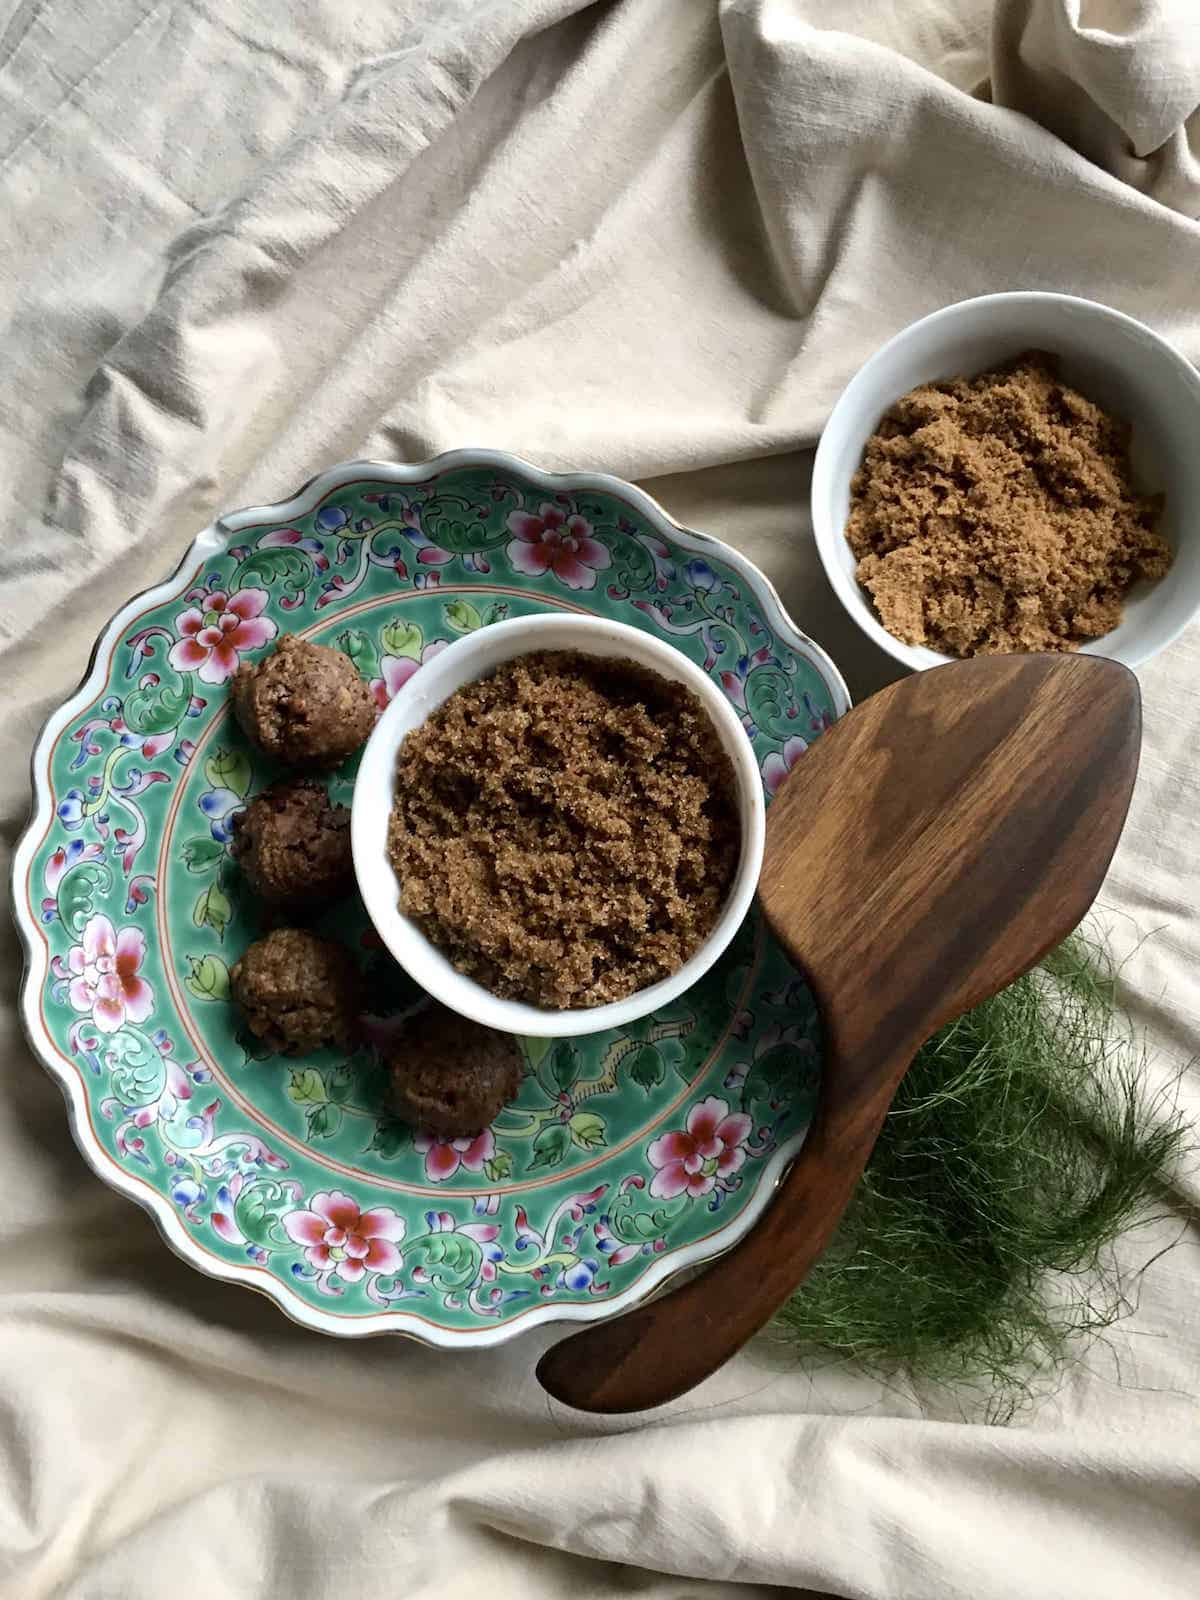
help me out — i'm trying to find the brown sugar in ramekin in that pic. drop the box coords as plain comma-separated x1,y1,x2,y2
386,650,739,1009
846,351,1171,656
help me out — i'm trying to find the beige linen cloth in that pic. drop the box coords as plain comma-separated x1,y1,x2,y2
2,1,1199,1595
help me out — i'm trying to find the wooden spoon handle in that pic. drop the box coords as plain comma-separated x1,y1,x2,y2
536,1039,913,1413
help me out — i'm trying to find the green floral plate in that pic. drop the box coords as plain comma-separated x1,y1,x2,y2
13,452,849,1346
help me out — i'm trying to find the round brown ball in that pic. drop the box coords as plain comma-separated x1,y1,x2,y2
231,928,362,1056
231,633,375,768
389,1005,523,1137
230,779,353,910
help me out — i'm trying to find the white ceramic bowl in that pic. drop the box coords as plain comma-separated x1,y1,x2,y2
351,614,766,1038
811,292,1200,672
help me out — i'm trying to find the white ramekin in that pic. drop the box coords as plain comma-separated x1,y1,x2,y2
811,292,1200,672
351,613,765,1038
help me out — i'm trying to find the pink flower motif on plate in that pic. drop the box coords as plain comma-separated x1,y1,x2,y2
761,735,809,797
65,914,154,1034
505,503,612,591
167,588,277,685
646,1095,752,1200
282,1190,406,1282
413,1128,495,1183
369,640,450,710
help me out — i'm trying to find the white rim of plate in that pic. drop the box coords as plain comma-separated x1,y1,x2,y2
11,449,851,1347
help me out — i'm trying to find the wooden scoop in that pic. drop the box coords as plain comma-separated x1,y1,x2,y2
537,653,1140,1413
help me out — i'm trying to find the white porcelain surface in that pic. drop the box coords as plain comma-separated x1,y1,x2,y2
811,292,1200,672
352,614,767,1038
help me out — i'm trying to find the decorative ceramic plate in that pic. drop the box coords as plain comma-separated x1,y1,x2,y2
13,452,849,1347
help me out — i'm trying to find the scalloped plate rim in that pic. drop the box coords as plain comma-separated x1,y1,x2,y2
11,449,850,1349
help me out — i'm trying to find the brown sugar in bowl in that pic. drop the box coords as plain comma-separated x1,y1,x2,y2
351,615,765,1038
386,648,741,1011
812,293,1200,671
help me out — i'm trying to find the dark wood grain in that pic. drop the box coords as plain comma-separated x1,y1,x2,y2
537,653,1141,1413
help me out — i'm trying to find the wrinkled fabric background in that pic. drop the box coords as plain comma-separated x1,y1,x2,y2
2,1,1199,1595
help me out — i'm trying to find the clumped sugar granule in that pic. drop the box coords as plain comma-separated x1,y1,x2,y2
846,351,1171,655
387,651,739,1009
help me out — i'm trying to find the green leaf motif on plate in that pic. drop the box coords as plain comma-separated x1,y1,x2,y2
107,1027,167,1107
743,1041,807,1106
484,1150,513,1182
236,1024,274,1063
57,863,113,936
307,1102,342,1140
326,1064,356,1105
569,1111,606,1151
380,619,422,659
192,880,232,941
522,1037,552,1070
628,1044,665,1093
743,664,797,743
406,1231,482,1289
287,1068,328,1107
550,1041,579,1092
528,1121,571,1171
203,748,252,799
367,1120,409,1160
234,1180,295,1250
444,599,482,634
234,546,314,596
124,679,190,736
183,954,230,1002
419,496,494,553
181,837,225,873
335,628,379,680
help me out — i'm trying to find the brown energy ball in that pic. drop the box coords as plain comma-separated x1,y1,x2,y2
230,779,353,910
231,633,375,768
389,1005,523,1137
231,928,362,1056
